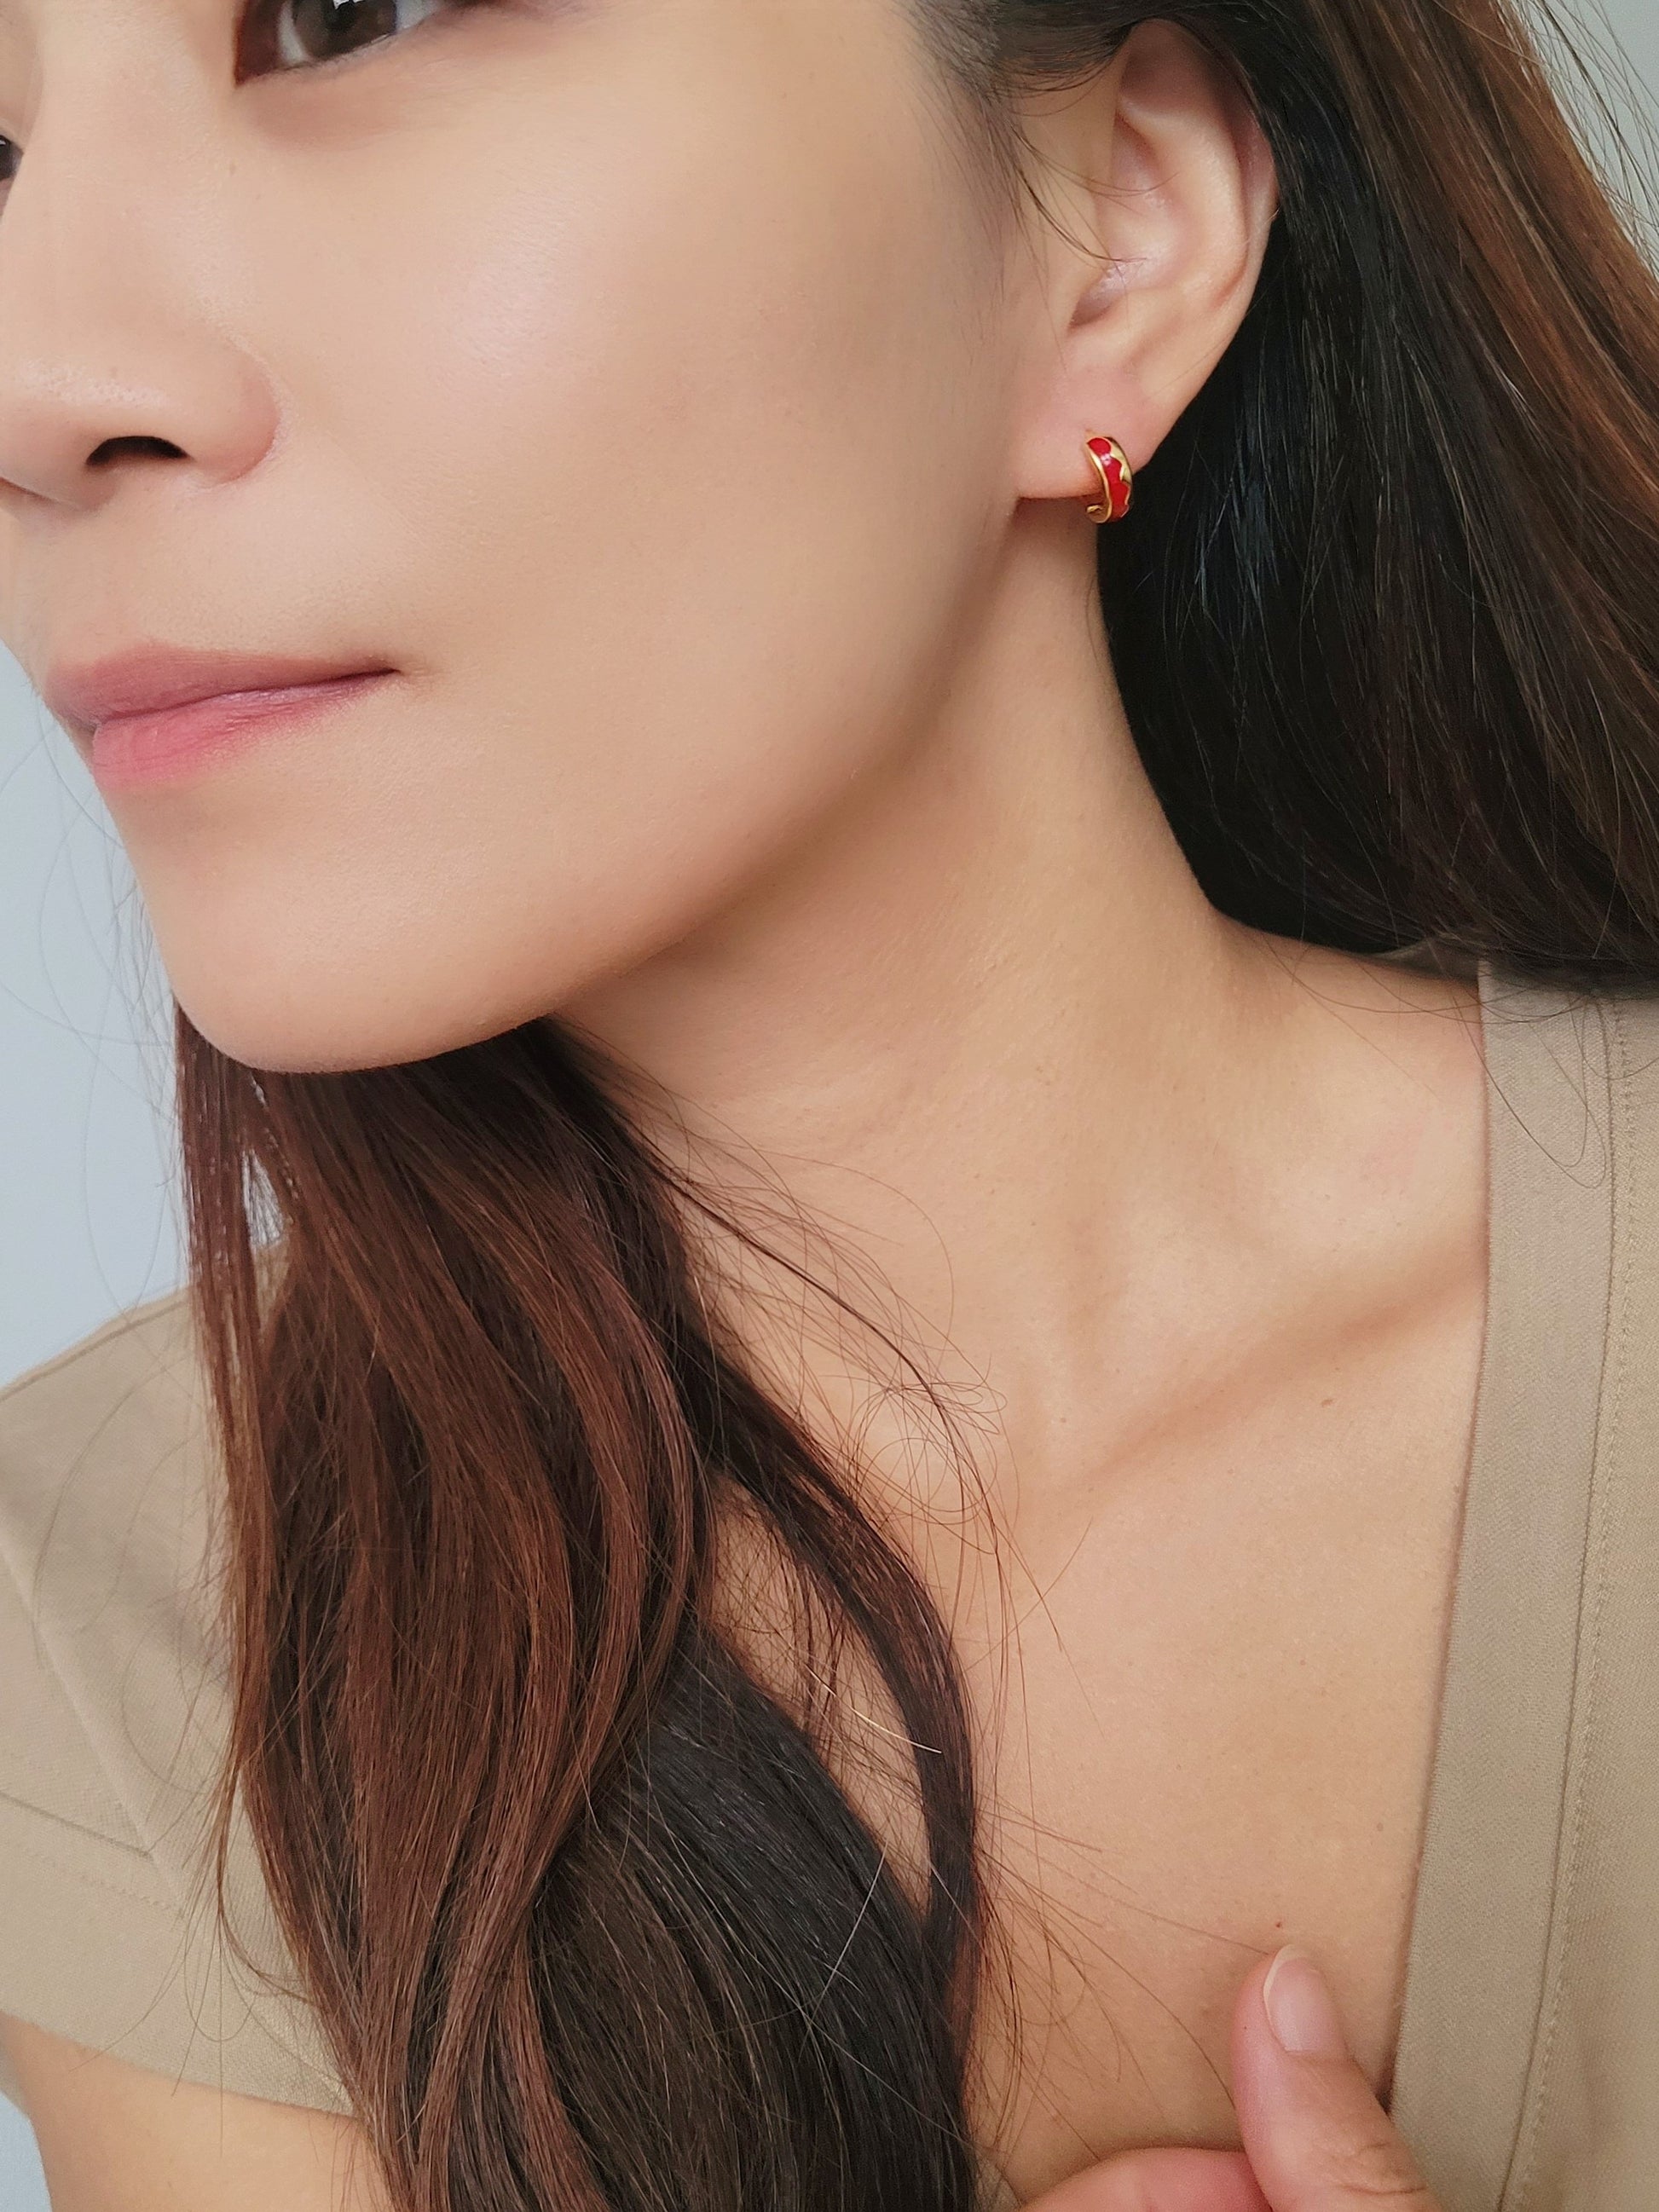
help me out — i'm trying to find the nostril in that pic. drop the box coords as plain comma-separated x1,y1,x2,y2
89,435,185,467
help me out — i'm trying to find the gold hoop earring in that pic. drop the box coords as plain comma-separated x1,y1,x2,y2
1082,434,1134,523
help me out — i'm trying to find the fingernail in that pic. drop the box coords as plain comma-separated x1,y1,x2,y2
1263,1944,1347,2057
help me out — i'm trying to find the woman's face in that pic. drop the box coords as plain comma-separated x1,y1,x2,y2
0,0,1024,1069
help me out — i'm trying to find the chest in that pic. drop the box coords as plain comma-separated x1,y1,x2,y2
951,1308,1482,2203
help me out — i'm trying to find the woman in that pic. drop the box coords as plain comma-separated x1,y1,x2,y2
0,0,1655,2203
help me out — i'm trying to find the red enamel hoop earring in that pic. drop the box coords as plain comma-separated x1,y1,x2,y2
1083,434,1133,523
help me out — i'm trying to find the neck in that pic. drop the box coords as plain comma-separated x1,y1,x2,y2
560,503,1478,1529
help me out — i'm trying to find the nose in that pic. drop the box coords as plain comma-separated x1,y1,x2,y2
0,65,279,514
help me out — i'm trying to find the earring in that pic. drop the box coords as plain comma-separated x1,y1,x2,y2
1082,434,1134,523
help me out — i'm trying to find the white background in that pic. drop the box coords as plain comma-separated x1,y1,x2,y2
2,3,1656,2200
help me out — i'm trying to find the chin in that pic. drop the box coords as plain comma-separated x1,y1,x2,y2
169,956,561,1077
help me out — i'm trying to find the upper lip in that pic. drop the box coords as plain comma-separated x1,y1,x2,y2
43,645,392,734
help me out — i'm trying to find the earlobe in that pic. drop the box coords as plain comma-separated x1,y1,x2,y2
1013,19,1279,504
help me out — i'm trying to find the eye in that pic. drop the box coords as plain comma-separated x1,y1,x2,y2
239,0,467,76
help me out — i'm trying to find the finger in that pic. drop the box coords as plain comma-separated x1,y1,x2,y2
1020,2144,1271,2212
1228,1946,1439,2210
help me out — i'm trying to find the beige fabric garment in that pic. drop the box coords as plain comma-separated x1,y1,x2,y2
0,956,1656,2208
1388,960,1659,2211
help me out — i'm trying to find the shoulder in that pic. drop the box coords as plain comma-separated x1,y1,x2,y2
0,1281,217,1681
0,1281,232,1874
0,1282,346,2118
1602,975,1659,1103
0,1280,205,1478
0,1281,217,1856
1477,959,1659,1144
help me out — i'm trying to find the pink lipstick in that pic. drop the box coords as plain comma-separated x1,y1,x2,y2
88,672,393,791
40,646,397,793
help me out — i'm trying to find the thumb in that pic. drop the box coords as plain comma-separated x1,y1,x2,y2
1018,2145,1269,2212
1229,1945,1440,2210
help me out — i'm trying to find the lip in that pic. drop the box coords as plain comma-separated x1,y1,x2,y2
85,671,395,793
43,644,396,732
37,644,396,792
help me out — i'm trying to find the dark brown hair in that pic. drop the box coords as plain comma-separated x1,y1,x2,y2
177,3,1659,2208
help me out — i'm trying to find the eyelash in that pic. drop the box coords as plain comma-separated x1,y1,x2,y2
238,0,489,79
0,0,489,181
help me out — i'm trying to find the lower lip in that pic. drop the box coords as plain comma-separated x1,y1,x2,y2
89,672,394,792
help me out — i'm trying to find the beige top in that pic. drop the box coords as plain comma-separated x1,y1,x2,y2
2,956,1657,2209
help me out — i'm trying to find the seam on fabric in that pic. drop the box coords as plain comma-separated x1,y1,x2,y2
0,1528,195,1891
1504,993,1627,2212
0,1790,177,1906
0,1781,152,1859
0,1343,218,1895
0,1805,340,2105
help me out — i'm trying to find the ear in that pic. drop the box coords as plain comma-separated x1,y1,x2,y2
1007,18,1280,505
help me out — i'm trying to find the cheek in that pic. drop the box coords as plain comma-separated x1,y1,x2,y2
123,3,1007,1072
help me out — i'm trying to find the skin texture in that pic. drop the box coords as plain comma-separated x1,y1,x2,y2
2,1947,1445,2210
0,0,1487,2203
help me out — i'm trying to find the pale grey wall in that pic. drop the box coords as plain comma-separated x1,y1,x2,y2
1623,3,1656,82
0,654,181,2212
0,656,181,1377
2,4,1656,2203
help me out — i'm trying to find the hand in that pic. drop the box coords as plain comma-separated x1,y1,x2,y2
1020,1944,1441,2211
